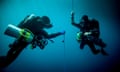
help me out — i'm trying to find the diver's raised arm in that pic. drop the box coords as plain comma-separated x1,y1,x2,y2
71,11,81,29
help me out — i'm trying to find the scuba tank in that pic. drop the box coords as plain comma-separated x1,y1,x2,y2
4,24,34,43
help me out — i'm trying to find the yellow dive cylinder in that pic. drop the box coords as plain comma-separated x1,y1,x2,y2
4,24,34,43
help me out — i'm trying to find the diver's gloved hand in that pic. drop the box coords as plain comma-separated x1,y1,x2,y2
59,31,65,35
71,11,75,24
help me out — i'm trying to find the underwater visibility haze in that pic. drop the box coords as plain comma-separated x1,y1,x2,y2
0,0,120,72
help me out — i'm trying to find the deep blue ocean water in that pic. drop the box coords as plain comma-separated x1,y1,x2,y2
0,0,120,72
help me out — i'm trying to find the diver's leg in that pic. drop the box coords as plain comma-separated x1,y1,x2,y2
0,56,7,68
94,38,106,48
0,40,18,68
87,41,100,55
9,40,18,48
5,40,28,67
80,40,86,49
94,38,108,55
101,48,109,55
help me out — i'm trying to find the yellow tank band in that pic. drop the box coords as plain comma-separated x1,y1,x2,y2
19,29,31,41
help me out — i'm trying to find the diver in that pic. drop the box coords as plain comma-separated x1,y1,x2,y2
0,14,65,68
71,11,108,55
11,14,65,49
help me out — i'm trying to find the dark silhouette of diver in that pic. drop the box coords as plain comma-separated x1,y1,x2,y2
0,14,65,68
71,11,108,55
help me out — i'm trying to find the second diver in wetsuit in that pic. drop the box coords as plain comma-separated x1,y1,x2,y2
71,11,108,55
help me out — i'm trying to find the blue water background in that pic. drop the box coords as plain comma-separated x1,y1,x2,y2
0,0,120,72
